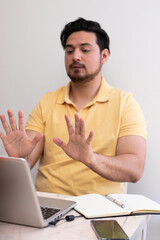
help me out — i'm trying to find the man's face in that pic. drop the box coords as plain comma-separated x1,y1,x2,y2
65,31,105,82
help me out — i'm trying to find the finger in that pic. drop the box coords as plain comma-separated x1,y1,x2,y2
75,112,80,135
65,114,74,135
86,130,94,145
79,118,86,138
0,114,11,135
32,133,43,145
53,137,67,151
18,111,25,131
8,109,17,131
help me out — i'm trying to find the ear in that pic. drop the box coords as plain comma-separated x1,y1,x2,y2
101,49,110,64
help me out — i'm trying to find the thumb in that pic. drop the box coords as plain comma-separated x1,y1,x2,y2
32,133,44,145
53,137,67,150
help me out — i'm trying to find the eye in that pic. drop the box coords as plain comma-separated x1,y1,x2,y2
82,49,90,53
66,50,73,54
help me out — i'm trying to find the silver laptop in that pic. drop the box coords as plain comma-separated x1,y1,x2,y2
0,156,76,228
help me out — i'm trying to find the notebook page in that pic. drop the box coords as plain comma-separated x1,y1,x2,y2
70,194,127,218
110,194,160,213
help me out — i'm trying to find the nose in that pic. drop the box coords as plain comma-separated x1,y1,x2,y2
72,49,81,61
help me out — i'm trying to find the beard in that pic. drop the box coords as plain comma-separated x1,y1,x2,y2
67,61,102,83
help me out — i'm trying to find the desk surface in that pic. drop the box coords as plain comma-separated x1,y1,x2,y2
0,192,150,240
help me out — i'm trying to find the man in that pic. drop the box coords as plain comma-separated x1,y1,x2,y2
0,18,147,196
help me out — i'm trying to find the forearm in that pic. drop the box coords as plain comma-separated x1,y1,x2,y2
84,152,145,183
26,155,39,169
25,130,44,169
26,141,44,169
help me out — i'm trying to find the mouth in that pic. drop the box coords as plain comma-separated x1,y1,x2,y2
72,66,83,68
69,63,85,69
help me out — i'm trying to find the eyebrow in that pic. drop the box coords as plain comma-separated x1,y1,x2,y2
65,43,93,49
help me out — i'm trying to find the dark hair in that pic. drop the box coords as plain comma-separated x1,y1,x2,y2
60,18,110,53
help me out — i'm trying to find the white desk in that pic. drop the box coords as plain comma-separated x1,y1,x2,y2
0,192,150,240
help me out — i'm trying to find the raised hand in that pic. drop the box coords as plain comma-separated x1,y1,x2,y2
53,113,94,165
0,110,43,158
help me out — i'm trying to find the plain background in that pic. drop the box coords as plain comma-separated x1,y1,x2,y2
0,0,160,239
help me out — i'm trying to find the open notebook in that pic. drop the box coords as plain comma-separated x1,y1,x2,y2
69,193,160,218
0,156,76,228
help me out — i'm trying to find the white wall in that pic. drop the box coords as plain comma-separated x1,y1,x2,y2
0,0,160,239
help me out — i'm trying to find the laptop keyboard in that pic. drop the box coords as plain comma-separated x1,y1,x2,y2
41,206,60,220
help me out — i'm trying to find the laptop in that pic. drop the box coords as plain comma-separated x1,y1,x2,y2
0,156,76,228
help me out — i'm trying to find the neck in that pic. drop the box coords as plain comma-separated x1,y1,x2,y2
69,74,102,110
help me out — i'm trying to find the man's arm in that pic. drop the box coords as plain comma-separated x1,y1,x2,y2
53,113,146,183
87,135,146,183
25,130,44,169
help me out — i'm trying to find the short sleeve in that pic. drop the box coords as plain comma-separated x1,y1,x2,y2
119,93,147,139
25,93,52,134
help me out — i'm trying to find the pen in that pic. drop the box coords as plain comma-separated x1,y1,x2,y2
105,195,125,208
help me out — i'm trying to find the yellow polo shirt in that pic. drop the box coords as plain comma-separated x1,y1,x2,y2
25,78,147,196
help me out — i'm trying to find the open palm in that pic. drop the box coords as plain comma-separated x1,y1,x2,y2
0,110,42,158
53,113,94,164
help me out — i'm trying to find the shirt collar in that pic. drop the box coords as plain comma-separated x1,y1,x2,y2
94,77,113,103
57,77,113,105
